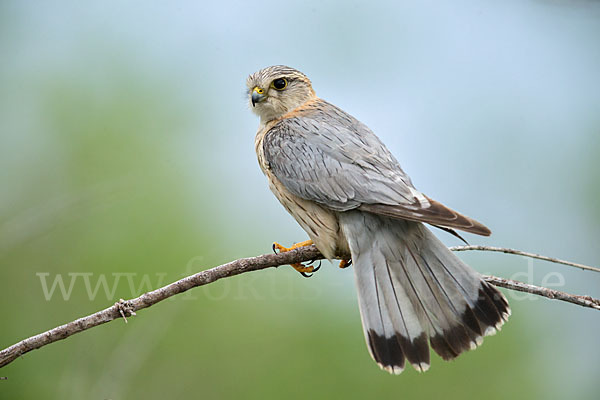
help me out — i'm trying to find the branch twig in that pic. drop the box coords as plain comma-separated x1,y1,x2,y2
0,245,597,370
450,245,600,273
483,275,600,310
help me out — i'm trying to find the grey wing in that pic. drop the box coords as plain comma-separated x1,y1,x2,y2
263,104,490,236
264,110,422,211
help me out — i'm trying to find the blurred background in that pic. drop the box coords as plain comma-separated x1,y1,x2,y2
1,0,599,398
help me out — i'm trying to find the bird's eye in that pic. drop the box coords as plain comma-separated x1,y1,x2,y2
271,78,288,90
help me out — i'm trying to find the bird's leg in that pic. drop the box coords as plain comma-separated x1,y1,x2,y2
272,240,320,277
338,259,352,269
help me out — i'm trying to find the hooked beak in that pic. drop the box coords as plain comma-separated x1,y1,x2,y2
251,87,266,107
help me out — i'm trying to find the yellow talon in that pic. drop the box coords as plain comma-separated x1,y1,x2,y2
272,240,314,253
291,263,317,274
338,259,352,269
272,240,317,276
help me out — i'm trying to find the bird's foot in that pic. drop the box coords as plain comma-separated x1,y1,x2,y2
338,259,352,269
290,261,321,277
272,240,314,253
272,240,319,277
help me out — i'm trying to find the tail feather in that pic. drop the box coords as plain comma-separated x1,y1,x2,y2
340,211,510,374
354,255,406,374
389,250,479,363
377,262,431,372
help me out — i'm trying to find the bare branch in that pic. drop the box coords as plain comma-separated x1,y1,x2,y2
0,246,319,370
450,245,600,273
483,275,600,310
0,244,597,370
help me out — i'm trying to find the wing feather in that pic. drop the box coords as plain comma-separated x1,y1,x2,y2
263,100,490,236
360,198,491,236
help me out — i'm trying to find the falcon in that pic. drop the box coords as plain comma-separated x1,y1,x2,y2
247,65,509,374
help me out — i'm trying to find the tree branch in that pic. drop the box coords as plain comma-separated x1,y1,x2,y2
483,275,600,310
0,244,598,370
450,245,600,273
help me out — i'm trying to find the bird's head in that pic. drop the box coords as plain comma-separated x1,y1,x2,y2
247,65,316,123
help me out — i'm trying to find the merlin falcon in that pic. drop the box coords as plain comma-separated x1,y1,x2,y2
247,65,510,374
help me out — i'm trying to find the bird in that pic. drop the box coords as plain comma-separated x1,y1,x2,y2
247,65,510,374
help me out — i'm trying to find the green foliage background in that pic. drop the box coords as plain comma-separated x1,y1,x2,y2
1,1,599,399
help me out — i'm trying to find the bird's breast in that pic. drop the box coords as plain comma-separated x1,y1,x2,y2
254,123,349,259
